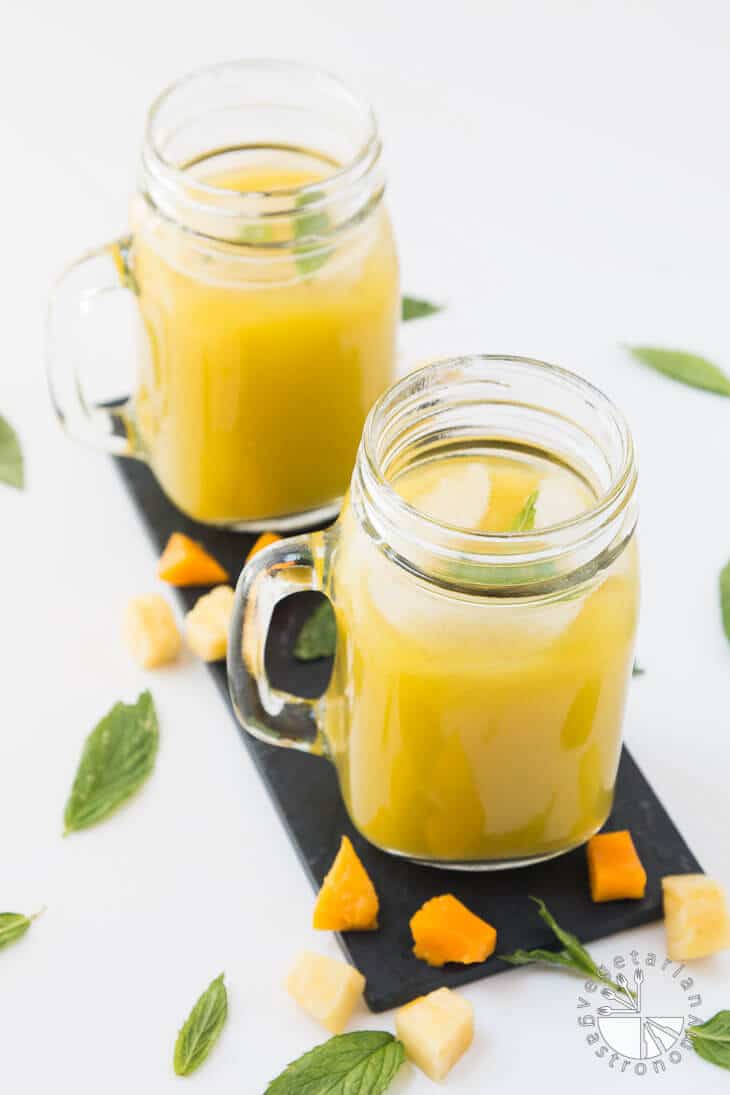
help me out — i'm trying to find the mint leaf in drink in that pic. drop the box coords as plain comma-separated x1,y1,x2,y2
0,414,23,489
173,973,228,1077
293,190,330,277
0,910,42,950
294,599,336,661
501,897,630,997
265,1031,405,1095
626,347,730,396
720,560,730,643
509,490,539,532
688,1010,730,1070
402,296,443,321
63,691,159,833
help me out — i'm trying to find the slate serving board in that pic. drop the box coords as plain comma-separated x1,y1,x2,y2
115,456,701,1012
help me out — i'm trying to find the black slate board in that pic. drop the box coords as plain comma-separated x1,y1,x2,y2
115,457,702,1012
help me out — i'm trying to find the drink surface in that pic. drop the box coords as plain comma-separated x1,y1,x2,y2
132,148,399,525
325,449,639,864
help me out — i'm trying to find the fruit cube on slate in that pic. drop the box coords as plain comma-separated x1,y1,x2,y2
586,830,647,902
410,894,497,966
123,594,181,668
395,987,474,1081
185,585,235,661
313,835,379,931
662,874,730,960
286,951,365,1034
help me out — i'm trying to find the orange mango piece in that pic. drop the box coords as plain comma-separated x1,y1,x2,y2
247,532,280,563
587,830,647,902
410,894,497,967
157,533,229,587
313,836,379,931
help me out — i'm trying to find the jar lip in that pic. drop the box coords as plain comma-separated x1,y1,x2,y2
359,354,636,553
142,58,380,226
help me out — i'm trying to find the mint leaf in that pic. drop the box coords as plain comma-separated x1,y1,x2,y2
265,1031,405,1095
0,910,42,950
509,490,539,532
402,296,442,321
0,415,23,489
632,662,645,676
626,347,730,396
501,897,630,997
688,1010,730,1070
294,599,336,661
174,974,228,1077
63,691,159,833
720,560,730,643
293,191,330,277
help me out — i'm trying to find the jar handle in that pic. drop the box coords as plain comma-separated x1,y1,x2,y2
45,236,143,457
228,534,328,754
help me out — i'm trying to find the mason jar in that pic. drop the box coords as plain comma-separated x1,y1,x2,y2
46,60,400,529
228,355,640,870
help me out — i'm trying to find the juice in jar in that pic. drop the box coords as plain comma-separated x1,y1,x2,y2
325,447,639,864
131,148,399,525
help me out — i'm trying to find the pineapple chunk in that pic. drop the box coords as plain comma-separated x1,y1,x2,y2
396,987,473,1081
123,594,181,668
185,585,235,661
662,874,730,960
286,951,365,1034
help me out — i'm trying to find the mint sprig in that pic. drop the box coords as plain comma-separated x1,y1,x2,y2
294,599,336,661
402,296,442,321
688,1010,730,1071
63,691,159,833
626,346,730,396
174,974,228,1077
265,1031,405,1095
501,897,631,998
0,414,23,489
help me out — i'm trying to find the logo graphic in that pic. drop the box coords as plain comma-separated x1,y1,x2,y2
577,951,704,1076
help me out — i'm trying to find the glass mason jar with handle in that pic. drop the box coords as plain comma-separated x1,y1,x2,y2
228,356,640,870
46,60,400,529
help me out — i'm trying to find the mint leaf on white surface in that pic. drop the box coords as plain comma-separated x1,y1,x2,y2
0,414,23,489
265,1031,405,1095
402,296,443,321
626,346,730,396
63,691,159,833
173,974,228,1077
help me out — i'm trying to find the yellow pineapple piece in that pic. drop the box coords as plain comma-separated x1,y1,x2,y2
184,585,235,661
123,594,181,668
286,951,365,1034
662,874,730,960
395,987,474,1081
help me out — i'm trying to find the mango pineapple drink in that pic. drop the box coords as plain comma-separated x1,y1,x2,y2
228,358,639,869
45,62,398,528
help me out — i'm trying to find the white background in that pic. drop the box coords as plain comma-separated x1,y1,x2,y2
2,1,730,1091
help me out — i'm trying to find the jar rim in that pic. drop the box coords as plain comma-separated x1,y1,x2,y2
354,355,638,595
140,58,383,242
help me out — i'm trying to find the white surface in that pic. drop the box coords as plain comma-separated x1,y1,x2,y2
2,2,730,1091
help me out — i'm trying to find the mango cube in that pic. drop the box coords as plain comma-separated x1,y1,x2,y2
184,585,235,661
123,594,181,668
587,830,647,902
286,951,365,1034
396,987,473,1081
662,874,730,960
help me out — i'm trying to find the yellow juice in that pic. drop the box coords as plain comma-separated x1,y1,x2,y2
325,450,639,863
131,150,399,525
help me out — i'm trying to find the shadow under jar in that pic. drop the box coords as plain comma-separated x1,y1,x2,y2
229,356,640,869
47,60,400,529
